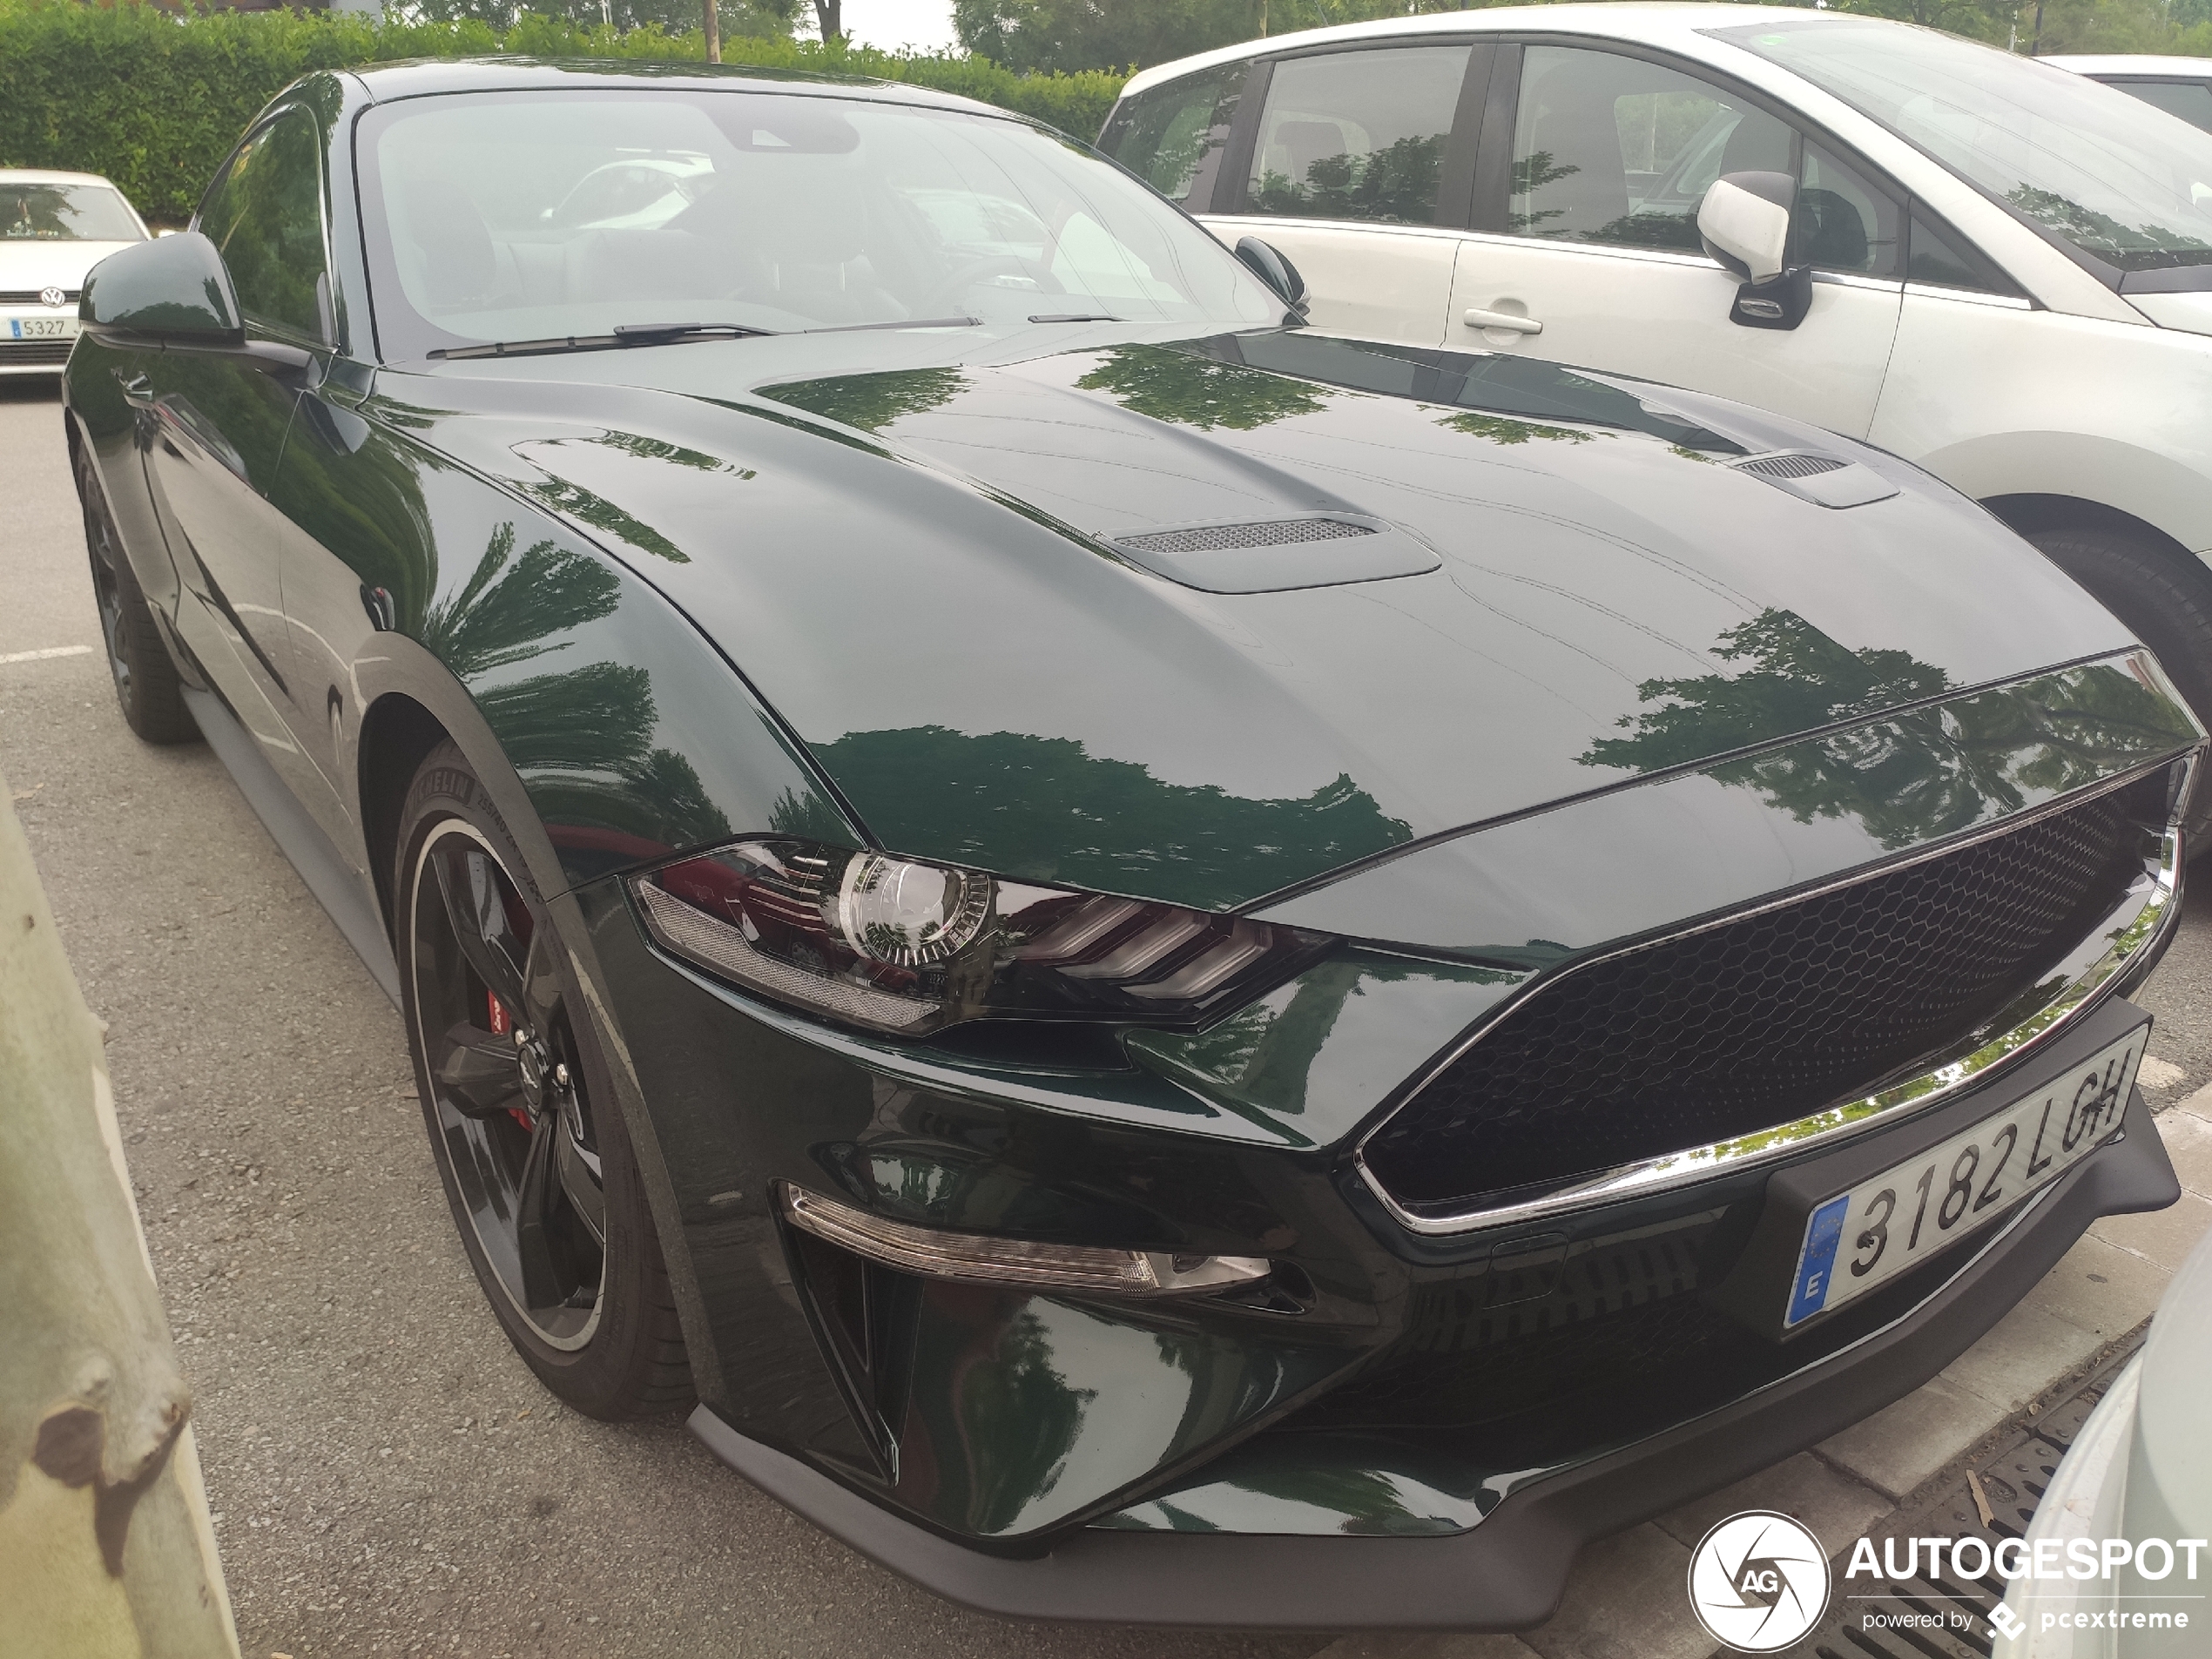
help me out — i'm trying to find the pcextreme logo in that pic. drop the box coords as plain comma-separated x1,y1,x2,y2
1687,1511,1832,1652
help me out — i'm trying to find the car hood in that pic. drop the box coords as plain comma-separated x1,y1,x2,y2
0,239,136,291
401,328,2137,912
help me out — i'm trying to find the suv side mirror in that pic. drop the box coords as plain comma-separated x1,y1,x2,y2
1697,172,1811,331
1234,236,1310,319
81,232,313,375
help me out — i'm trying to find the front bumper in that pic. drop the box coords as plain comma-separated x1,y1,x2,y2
687,1049,2178,1629
572,807,2181,1627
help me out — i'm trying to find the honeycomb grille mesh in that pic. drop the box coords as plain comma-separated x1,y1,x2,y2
1737,452,1849,479
1365,780,2161,1211
1116,518,1375,554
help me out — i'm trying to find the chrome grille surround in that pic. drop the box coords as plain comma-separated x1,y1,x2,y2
1356,759,2190,1237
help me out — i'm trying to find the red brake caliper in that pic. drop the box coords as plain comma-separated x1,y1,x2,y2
486,992,533,1132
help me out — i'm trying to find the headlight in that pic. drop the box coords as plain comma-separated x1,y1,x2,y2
631,837,1326,1035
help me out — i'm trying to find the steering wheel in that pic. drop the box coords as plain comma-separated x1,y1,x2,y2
912,254,1064,316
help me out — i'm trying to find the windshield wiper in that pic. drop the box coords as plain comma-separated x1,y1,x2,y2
1028,313,1121,324
429,322,775,361
429,315,981,360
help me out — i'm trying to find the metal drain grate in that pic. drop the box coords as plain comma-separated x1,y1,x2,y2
1723,1335,2143,1658
1116,518,1377,554
1737,452,1851,480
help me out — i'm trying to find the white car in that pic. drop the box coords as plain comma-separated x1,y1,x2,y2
1103,7,2212,772
2046,55,2212,135
0,169,151,376
1993,1217,2210,1657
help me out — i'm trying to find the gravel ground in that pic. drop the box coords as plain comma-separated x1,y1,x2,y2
5,372,2208,1659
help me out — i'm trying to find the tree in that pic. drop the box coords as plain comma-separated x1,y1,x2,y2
949,0,1473,76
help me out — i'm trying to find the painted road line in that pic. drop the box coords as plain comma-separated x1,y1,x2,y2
0,645,95,665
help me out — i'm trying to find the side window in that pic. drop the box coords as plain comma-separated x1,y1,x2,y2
1099,65,1244,206
1509,45,1793,253
1797,142,1900,277
1905,207,2019,296
198,107,330,341
2107,79,2212,136
1244,45,1473,226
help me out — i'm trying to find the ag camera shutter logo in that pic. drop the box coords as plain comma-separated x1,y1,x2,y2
1687,1510,1832,1651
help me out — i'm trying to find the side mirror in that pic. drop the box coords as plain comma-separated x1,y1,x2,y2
1697,171,1811,331
80,231,313,375
1234,236,1309,318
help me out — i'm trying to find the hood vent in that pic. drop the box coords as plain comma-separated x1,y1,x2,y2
1729,450,1898,509
1103,514,1440,594
1118,518,1376,555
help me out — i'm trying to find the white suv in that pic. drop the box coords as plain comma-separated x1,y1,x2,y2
1103,6,2212,754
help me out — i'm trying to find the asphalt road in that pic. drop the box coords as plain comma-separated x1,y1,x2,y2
5,373,2209,1659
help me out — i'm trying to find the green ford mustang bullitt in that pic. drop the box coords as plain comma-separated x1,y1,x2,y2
62,57,2198,1629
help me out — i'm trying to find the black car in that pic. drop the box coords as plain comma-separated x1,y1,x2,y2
63,58,2195,1629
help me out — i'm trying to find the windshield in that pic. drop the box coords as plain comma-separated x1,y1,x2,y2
359,90,1282,360
3,182,144,242
1716,19,2212,279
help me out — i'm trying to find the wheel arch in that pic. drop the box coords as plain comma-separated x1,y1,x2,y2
357,690,453,938
1982,494,2205,575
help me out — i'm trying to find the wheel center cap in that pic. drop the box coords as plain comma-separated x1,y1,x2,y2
516,1035,550,1116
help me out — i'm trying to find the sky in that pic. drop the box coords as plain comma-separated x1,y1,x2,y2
829,0,960,51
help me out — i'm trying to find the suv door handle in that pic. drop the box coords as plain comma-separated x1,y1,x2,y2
1464,308,1542,335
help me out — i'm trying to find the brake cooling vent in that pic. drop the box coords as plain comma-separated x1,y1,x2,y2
1363,774,2165,1213
1116,518,1378,554
1735,451,1848,480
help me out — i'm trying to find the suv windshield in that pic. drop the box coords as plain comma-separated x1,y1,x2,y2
358,90,1282,360
3,182,144,242
1716,19,2212,280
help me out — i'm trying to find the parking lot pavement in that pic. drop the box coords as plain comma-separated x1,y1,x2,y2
5,373,2209,1658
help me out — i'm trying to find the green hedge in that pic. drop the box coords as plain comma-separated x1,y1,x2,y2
0,0,1127,224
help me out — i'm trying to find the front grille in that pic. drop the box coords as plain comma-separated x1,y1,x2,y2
1736,451,1847,479
0,288,79,306
0,340,72,367
1364,775,2164,1211
1116,518,1374,554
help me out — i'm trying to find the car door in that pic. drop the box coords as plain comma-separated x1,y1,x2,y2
135,107,341,819
1198,42,1490,346
1444,43,1905,439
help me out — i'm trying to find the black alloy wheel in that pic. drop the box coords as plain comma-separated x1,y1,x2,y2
396,744,691,1416
78,446,194,745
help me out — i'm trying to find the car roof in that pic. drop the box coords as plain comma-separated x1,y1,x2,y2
344,55,1009,121
0,169,129,188
2040,53,2212,78
1117,2,1839,98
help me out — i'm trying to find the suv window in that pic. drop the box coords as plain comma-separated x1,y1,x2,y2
1799,141,1899,277
1244,45,1472,226
199,107,330,341
2108,78,2212,136
1099,64,1244,206
1906,207,2018,295
1509,45,1794,253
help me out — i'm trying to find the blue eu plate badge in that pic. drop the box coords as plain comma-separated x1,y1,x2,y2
1787,1195,1850,1327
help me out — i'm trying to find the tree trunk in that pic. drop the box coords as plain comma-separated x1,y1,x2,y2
814,0,841,43
704,0,721,64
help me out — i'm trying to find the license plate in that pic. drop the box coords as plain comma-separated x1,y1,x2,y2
1784,1024,2146,1327
7,316,74,340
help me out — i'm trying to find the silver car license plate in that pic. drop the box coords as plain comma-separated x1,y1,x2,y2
1784,1023,2146,1328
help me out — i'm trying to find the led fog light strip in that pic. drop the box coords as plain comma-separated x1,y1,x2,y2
779,1183,1271,1298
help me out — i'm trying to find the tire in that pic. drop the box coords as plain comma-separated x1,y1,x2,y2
78,446,195,745
395,741,692,1419
2025,524,2212,840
